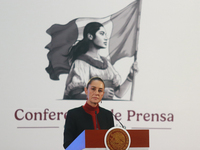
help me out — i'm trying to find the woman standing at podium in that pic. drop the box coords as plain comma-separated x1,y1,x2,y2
63,77,114,149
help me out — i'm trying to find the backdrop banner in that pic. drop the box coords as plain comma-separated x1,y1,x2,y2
0,0,200,150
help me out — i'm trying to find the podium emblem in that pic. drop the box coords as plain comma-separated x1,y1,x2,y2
104,127,131,150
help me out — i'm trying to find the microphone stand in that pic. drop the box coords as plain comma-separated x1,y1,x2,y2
113,114,126,129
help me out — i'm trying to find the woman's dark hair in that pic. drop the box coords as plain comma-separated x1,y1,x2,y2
67,22,103,64
86,77,105,89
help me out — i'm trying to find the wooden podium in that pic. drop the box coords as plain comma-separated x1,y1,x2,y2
66,129,149,150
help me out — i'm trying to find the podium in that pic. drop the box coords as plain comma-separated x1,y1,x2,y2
66,129,149,150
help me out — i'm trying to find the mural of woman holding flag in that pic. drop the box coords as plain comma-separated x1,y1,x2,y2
62,22,138,100
45,0,142,100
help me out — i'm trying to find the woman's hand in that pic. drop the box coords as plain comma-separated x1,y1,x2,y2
103,88,114,99
127,61,138,82
113,75,121,87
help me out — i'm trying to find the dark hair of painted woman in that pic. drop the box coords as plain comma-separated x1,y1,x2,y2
67,22,103,64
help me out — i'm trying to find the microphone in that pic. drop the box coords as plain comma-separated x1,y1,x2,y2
95,111,99,130
112,113,126,129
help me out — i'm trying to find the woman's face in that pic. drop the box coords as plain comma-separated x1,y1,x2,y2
92,26,108,48
85,80,105,107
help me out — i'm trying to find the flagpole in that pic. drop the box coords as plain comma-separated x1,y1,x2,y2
130,0,143,101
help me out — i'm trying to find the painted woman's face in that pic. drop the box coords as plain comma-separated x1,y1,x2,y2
93,26,108,48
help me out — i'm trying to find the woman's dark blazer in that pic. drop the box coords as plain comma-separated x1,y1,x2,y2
63,106,114,149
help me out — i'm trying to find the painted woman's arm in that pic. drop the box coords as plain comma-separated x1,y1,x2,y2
115,62,138,98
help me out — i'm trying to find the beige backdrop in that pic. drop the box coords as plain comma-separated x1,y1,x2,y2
0,0,200,149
